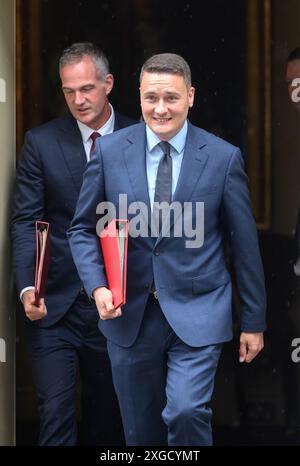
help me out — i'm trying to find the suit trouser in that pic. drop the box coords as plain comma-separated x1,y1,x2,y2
24,290,124,446
107,294,222,446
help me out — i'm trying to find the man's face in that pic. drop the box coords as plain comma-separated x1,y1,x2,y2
140,71,195,140
60,56,114,129
286,59,300,113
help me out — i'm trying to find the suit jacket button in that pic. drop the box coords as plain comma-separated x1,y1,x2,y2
154,249,160,256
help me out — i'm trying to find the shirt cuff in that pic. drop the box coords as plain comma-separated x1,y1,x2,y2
20,286,35,303
91,285,107,300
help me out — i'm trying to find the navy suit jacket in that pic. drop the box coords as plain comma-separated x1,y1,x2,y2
68,122,267,347
10,112,136,327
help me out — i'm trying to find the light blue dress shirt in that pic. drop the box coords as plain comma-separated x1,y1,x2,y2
146,121,188,211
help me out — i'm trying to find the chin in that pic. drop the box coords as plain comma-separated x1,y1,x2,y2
153,125,172,136
82,118,94,127
76,111,92,123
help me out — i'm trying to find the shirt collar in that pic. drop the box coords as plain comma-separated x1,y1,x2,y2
146,120,188,154
76,104,115,142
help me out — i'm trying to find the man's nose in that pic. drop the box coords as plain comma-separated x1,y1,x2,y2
74,91,85,105
155,99,167,114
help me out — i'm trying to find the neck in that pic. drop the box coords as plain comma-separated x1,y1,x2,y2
90,101,111,130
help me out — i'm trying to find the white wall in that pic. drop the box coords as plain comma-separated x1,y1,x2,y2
0,0,16,446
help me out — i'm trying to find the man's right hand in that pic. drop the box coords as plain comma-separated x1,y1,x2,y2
93,287,122,320
22,290,47,321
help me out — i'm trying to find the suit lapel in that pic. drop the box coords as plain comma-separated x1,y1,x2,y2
156,123,209,244
57,112,132,194
123,124,152,230
173,124,209,204
57,116,87,193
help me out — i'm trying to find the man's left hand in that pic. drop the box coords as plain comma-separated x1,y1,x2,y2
239,332,264,363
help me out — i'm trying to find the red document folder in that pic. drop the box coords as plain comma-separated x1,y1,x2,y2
34,221,51,305
99,219,128,309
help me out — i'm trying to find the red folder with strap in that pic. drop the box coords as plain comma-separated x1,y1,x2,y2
34,221,51,306
99,219,128,309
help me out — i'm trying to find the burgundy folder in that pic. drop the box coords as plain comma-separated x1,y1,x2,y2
34,221,51,305
99,219,128,308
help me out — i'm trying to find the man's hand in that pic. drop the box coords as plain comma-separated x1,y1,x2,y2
94,287,122,320
23,290,47,321
239,332,264,363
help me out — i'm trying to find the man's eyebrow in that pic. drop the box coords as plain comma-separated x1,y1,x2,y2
61,85,96,94
286,78,300,84
143,90,180,95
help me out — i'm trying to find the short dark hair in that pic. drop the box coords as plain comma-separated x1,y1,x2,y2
140,53,192,87
288,47,300,62
59,42,110,81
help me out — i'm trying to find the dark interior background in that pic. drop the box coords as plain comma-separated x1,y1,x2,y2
23,0,246,147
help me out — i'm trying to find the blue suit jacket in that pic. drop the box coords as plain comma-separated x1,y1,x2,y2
10,112,136,327
68,122,266,347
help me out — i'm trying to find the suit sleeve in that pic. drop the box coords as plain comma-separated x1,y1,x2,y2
222,148,267,332
10,131,45,294
67,143,108,297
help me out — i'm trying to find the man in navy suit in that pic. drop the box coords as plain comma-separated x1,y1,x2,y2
10,42,135,445
68,53,266,446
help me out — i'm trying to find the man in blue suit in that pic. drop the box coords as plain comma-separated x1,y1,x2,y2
68,53,266,446
10,42,135,445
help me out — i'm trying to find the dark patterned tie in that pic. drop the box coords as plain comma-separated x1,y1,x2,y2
89,132,101,159
153,141,172,233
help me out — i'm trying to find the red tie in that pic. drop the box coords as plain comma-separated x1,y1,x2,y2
89,132,101,159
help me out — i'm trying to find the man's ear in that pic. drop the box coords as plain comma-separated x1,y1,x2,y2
104,74,114,96
188,86,195,108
